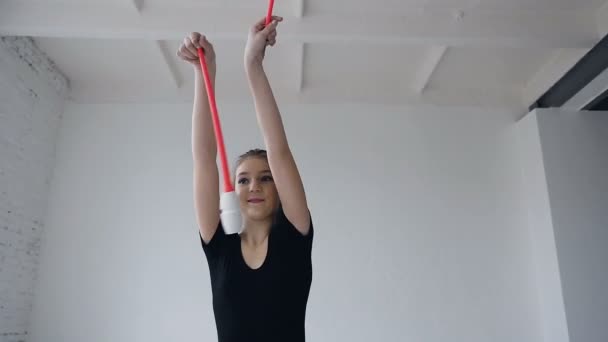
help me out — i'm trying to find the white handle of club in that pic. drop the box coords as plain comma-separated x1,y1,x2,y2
220,191,242,234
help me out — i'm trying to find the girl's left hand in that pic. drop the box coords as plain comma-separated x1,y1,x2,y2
244,15,283,68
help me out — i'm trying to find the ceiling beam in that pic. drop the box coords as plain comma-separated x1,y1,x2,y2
413,46,448,94
294,0,305,18
296,43,306,92
0,1,598,48
154,40,182,89
131,0,144,14
564,67,608,110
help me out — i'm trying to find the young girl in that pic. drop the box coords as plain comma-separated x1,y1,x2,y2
177,16,313,342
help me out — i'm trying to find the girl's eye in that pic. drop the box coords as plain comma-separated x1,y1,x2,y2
238,178,249,185
261,175,273,182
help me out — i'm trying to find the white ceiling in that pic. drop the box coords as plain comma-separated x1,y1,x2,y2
1,0,607,108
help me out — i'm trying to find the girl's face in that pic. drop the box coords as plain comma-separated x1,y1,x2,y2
235,157,279,221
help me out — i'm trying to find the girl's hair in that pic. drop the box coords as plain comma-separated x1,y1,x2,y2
235,148,268,170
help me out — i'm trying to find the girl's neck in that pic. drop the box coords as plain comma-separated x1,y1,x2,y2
241,216,273,245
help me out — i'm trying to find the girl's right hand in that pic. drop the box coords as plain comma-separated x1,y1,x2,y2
177,32,216,73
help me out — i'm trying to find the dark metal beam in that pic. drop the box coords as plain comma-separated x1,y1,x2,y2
529,34,608,111
582,87,608,110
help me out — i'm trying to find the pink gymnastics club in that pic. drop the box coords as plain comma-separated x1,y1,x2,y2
198,47,241,235
265,0,275,26
196,0,275,234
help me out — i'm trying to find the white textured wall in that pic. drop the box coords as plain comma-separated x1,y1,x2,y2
29,102,541,342
536,109,608,342
0,37,68,342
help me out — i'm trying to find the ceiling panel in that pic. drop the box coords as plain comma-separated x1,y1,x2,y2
304,43,428,97
306,0,428,15
304,0,489,16
428,47,554,90
15,0,136,8
34,38,184,102
35,38,171,87
344,0,608,11
303,0,606,15
475,0,606,10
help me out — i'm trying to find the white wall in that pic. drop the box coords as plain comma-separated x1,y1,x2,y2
516,112,570,342
516,108,608,342
536,109,608,342
0,37,67,342
29,102,541,342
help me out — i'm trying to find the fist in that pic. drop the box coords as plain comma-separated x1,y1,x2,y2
244,16,282,67
177,32,216,71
